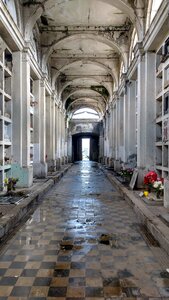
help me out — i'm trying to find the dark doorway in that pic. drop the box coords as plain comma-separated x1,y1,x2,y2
72,133,99,162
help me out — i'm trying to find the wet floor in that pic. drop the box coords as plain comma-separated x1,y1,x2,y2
0,161,169,299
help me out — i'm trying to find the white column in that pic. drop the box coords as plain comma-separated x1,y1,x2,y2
52,95,56,164
46,95,52,160
109,105,113,157
22,51,30,167
12,50,33,187
46,93,56,171
12,51,22,165
64,118,68,162
128,80,137,158
99,120,104,162
103,117,106,162
55,105,58,160
145,51,156,169
33,79,41,165
112,103,116,160
107,111,110,160
33,79,49,177
105,112,109,162
115,100,120,160
56,105,61,168
137,54,146,168
119,95,124,162
58,108,61,159
61,111,65,163
39,79,47,176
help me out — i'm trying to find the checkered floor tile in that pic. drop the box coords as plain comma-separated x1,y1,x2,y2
0,161,168,299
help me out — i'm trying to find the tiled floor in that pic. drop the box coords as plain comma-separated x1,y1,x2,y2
0,161,169,299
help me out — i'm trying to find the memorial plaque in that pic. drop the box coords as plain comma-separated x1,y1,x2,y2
164,178,169,208
129,169,139,190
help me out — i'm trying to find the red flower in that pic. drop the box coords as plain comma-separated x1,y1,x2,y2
144,171,157,185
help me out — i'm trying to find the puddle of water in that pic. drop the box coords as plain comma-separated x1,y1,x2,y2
118,269,133,278
99,234,111,245
160,271,169,278
60,241,74,250
103,277,120,287
122,287,141,297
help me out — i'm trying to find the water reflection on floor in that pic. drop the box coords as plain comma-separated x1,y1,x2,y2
0,161,168,298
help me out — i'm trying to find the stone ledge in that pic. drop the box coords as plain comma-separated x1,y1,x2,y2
0,164,72,242
101,166,169,256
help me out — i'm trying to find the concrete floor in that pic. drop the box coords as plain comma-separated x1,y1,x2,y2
0,161,169,299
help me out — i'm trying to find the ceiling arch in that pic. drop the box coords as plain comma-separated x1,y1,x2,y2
24,0,141,40
63,88,107,107
43,33,127,69
59,77,112,98
22,0,146,118
52,59,117,87
66,97,105,115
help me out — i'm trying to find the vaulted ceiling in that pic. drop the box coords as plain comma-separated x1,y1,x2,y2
23,0,146,118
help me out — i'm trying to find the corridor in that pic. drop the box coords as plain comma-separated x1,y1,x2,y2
0,162,168,299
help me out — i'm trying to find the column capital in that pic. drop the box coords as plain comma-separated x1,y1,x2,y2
40,79,45,88
22,49,31,62
112,91,119,102
133,42,144,58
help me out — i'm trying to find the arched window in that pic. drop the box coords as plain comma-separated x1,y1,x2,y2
146,0,163,31
72,108,99,120
2,0,17,24
129,29,138,65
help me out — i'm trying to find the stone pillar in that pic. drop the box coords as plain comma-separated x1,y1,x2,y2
12,50,33,187
137,54,146,168
46,94,55,171
46,95,52,160
128,80,137,159
119,95,125,162
38,79,48,177
136,52,147,186
67,118,72,163
33,79,41,176
99,120,104,163
33,79,47,177
103,116,106,164
12,51,22,165
56,106,61,169
61,111,65,164
55,105,58,162
105,112,109,164
108,104,113,167
107,111,111,165
22,51,30,168
136,51,156,187
144,52,156,169
114,99,121,171
51,95,56,170
112,103,116,161
64,118,68,163
115,100,120,160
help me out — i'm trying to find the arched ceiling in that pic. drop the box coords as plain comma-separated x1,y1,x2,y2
22,0,146,117
44,0,127,26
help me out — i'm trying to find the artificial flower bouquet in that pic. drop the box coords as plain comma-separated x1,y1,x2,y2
143,171,164,199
